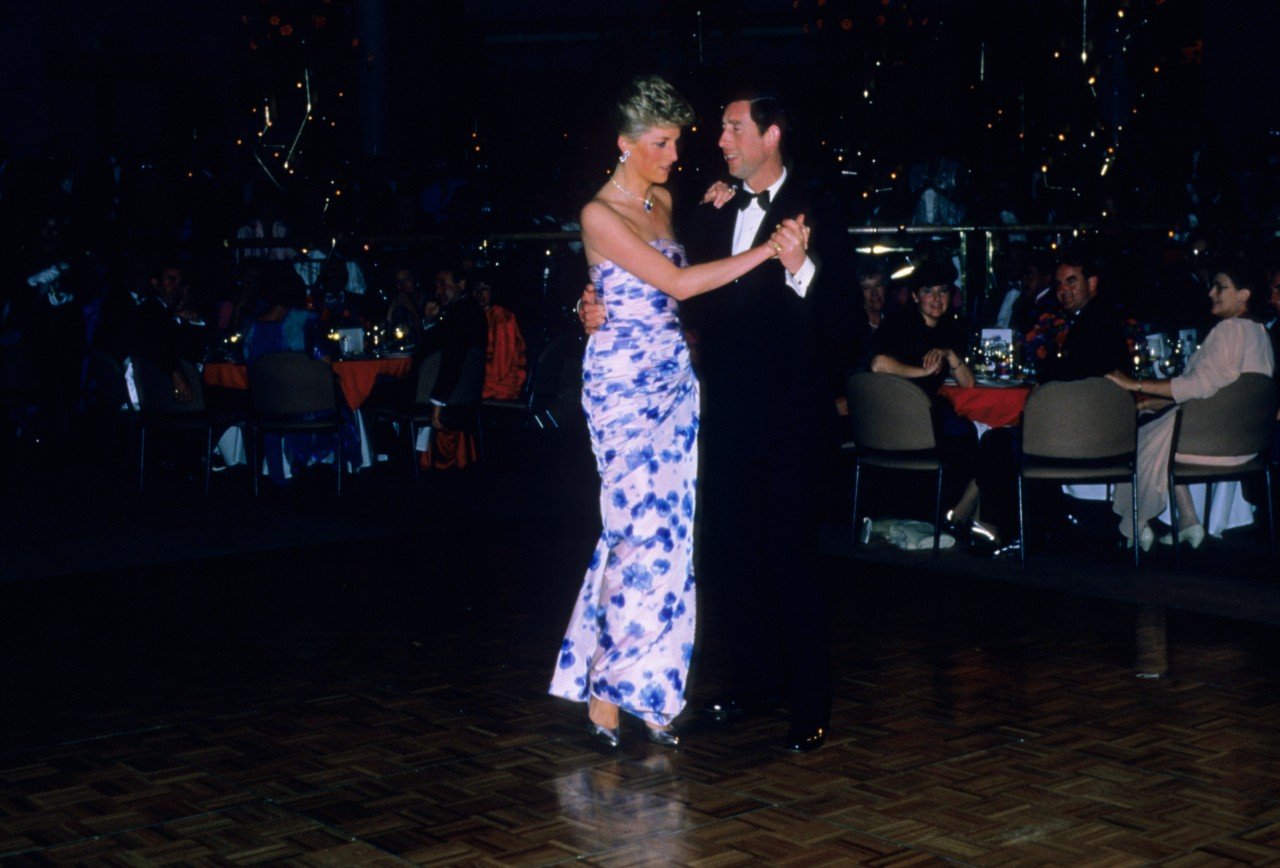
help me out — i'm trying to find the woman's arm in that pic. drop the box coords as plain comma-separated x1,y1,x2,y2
1106,369,1173,399
944,348,975,388
580,199,777,301
870,353,936,379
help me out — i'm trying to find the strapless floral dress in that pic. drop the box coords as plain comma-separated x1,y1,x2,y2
549,239,698,726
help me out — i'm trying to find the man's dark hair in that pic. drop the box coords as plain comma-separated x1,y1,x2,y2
1055,248,1102,282
726,85,791,157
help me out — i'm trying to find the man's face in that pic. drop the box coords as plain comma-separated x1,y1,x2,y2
159,268,183,303
1054,264,1097,314
435,270,461,303
718,100,777,190
1021,264,1046,293
860,276,885,314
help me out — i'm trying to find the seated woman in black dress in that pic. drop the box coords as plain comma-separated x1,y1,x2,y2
868,260,988,541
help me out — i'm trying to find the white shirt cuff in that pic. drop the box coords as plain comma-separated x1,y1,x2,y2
786,257,816,298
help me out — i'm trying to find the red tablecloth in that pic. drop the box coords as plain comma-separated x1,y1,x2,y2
202,357,413,411
938,383,1032,428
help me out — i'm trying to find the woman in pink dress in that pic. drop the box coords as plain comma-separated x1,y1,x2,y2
1107,261,1275,550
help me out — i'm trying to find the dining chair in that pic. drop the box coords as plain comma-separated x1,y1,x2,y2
373,346,486,480
247,351,344,496
845,372,947,557
481,332,583,433
1166,372,1277,568
1017,377,1139,567
134,357,214,494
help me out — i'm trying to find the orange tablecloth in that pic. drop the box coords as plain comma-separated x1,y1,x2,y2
332,357,412,410
202,357,413,410
938,383,1032,428
203,361,248,390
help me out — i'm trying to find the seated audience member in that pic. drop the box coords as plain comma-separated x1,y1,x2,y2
995,250,1055,333
976,252,1134,554
835,260,889,417
243,266,342,485
868,260,981,532
870,260,975,394
93,258,149,366
474,272,527,401
1028,251,1131,383
215,261,265,336
312,256,367,331
135,265,207,403
844,262,885,376
385,265,427,345
415,265,488,469
1106,260,1276,550
242,265,318,361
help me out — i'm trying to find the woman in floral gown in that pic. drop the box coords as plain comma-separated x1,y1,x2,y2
549,76,806,747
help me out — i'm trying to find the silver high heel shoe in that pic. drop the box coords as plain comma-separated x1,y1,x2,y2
645,725,680,748
587,721,621,749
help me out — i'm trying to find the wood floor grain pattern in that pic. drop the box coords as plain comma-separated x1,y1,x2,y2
2,514,1278,865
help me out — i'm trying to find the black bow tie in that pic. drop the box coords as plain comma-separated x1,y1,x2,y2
736,188,771,211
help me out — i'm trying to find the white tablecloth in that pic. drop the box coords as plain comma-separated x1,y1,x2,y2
1064,482,1255,537
214,409,375,477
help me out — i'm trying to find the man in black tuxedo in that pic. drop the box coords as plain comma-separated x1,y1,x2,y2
580,88,838,751
679,91,836,752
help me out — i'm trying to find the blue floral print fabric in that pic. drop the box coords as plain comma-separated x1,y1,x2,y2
550,239,698,726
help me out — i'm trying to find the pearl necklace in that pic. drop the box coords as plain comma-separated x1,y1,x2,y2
610,176,653,213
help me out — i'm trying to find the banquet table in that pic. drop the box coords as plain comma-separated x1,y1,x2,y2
202,356,414,473
202,355,413,411
937,379,1253,536
938,381,1032,429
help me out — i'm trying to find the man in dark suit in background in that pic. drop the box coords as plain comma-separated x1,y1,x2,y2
1035,252,1131,383
580,87,842,751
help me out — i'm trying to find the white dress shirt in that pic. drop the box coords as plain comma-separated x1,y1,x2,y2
730,168,817,298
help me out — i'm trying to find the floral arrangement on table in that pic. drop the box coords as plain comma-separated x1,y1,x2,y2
1023,311,1068,361
1022,312,1145,374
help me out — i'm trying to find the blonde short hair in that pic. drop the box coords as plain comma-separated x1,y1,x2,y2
612,75,695,140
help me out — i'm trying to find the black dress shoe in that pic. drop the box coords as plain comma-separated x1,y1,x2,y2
783,723,827,753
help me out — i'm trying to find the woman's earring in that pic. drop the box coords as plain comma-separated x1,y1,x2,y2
619,151,630,164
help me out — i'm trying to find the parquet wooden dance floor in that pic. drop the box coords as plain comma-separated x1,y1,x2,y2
2,481,1279,865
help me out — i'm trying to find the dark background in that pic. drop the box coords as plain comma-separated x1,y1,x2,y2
3,0,1277,237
